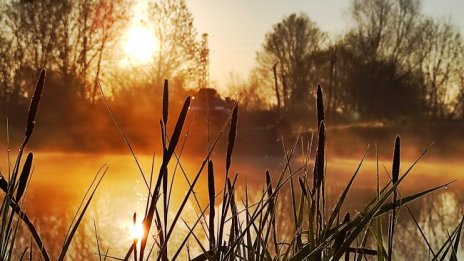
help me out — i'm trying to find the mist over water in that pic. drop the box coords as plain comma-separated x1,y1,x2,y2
4,149,462,259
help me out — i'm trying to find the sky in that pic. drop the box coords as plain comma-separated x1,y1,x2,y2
185,0,464,91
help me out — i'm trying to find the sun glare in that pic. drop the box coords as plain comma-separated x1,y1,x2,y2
123,26,158,65
130,222,145,241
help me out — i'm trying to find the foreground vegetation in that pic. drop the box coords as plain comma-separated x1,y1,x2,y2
0,70,461,260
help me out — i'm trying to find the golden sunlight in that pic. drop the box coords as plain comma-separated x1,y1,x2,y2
122,25,158,65
130,222,145,241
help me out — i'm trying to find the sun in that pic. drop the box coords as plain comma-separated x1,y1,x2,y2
122,25,158,65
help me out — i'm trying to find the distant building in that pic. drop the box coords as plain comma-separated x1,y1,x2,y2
190,88,234,122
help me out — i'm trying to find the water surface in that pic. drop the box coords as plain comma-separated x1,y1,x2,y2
2,151,462,259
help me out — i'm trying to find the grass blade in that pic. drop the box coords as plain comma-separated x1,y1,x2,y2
58,168,106,261
226,104,238,173
450,216,464,261
325,146,369,237
333,212,350,254
99,81,150,190
388,136,400,261
163,79,169,125
313,121,325,190
0,195,51,260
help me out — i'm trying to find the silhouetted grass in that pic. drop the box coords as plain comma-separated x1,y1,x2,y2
0,70,107,261
0,71,462,260
108,79,458,261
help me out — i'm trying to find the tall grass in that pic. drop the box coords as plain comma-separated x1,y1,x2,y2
99,79,460,260
0,70,106,260
0,70,462,260
0,69,50,260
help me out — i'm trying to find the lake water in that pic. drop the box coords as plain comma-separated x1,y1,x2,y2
2,151,463,260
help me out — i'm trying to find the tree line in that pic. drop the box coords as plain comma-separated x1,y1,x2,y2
230,0,464,121
1,0,463,128
0,0,201,113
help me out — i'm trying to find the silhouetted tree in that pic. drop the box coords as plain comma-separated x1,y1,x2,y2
0,0,131,102
146,0,199,88
415,18,464,118
257,13,326,113
350,0,422,65
88,0,132,102
348,0,464,119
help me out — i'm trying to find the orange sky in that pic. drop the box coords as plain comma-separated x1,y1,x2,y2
124,0,464,92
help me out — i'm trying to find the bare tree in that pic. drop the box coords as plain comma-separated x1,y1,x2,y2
146,0,199,88
2,0,71,101
1,0,131,101
350,0,425,68
90,0,132,102
257,13,326,113
417,18,463,118
347,0,464,119
350,0,394,62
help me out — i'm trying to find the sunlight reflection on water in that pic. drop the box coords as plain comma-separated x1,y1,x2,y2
2,151,463,259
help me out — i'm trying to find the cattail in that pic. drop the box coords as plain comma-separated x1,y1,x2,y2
265,170,273,196
24,69,46,146
388,136,401,261
227,177,239,260
163,79,168,125
207,160,215,251
160,120,167,152
132,212,138,261
166,96,191,161
392,136,400,184
226,104,238,173
142,96,190,261
132,212,137,242
313,121,326,189
16,152,33,201
316,84,324,129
